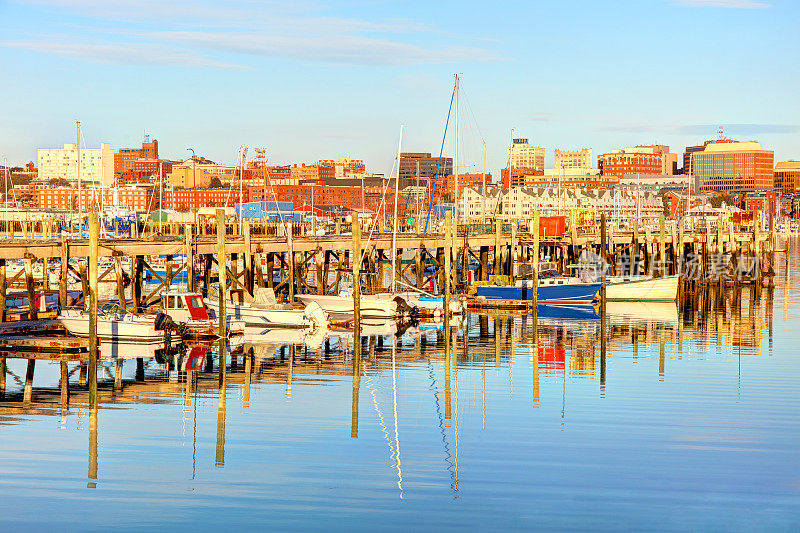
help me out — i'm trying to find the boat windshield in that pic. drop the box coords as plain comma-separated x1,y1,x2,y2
98,303,128,316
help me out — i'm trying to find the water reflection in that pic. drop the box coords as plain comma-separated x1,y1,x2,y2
0,265,798,528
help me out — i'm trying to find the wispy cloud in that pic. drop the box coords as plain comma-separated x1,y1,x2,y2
1,39,246,69
3,0,505,68
599,123,797,135
674,0,770,8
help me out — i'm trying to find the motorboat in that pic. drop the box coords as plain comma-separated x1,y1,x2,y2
205,287,328,330
605,275,679,302
160,290,245,337
475,263,601,305
56,303,177,342
296,290,410,319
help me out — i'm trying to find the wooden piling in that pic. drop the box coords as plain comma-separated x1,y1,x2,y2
187,223,196,293
0,259,6,322
600,213,607,385
352,217,361,361
114,254,126,308
444,211,452,324
59,239,68,309
88,213,99,409
216,209,227,339
243,220,252,294
24,255,37,321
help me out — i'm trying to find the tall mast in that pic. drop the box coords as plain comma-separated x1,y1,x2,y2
158,161,163,233
453,74,459,221
76,121,82,227
481,141,486,220
391,125,404,292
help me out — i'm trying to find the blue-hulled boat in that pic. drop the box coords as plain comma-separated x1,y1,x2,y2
475,262,601,305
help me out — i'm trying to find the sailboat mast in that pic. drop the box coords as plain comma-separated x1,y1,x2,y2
391,125,404,292
481,141,486,220
76,121,82,228
453,75,459,221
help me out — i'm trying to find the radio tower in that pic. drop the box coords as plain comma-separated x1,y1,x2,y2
255,147,268,216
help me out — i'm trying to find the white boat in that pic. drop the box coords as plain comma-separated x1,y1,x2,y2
160,290,245,336
296,291,402,319
605,275,679,302
205,287,328,330
56,304,170,342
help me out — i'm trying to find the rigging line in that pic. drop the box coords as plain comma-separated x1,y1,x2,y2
426,352,456,483
365,366,403,498
391,338,404,497
424,87,455,235
459,85,486,143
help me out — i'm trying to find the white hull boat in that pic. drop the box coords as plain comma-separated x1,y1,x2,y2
56,306,167,342
373,291,465,316
605,275,679,302
296,293,399,319
161,291,245,336
205,298,326,330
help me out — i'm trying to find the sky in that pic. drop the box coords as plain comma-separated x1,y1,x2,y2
1,0,798,177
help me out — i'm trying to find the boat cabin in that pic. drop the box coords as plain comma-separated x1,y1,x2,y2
161,291,210,322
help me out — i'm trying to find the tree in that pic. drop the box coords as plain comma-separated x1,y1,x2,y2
209,177,223,188
710,194,734,208
49,177,70,188
177,204,190,213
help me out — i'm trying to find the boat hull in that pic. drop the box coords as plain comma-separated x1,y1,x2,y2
606,275,678,302
56,317,163,342
296,294,397,318
476,282,601,305
205,299,311,329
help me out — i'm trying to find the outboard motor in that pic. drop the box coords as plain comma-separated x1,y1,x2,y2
393,296,419,321
303,301,329,330
154,312,175,332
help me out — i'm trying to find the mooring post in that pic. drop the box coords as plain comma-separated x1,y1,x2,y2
187,223,196,293
444,211,452,326
659,214,666,278
600,213,607,386
133,255,144,312
60,360,69,412
532,212,539,314
114,254,126,308
24,255,38,321
494,218,502,277
216,209,227,339
352,217,361,362
88,212,99,409
243,219,252,294
59,239,68,309
287,221,295,303
0,259,6,322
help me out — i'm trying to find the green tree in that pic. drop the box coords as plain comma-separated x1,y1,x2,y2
209,177,223,188
49,177,70,187
710,194,734,208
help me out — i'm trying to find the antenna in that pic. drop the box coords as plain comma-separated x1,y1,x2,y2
718,125,724,140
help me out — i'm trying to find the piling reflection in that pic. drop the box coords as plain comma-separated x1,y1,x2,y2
0,280,788,499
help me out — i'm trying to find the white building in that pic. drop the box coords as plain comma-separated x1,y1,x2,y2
508,138,544,170
554,148,592,170
38,143,114,186
458,186,502,220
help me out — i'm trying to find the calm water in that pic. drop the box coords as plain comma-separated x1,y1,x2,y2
2,252,799,530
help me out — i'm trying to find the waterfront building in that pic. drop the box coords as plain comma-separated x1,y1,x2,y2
168,158,238,188
36,186,150,211
692,140,774,192
318,158,366,178
438,172,492,200
37,142,114,187
162,188,248,210
597,145,676,181
774,160,800,192
399,153,453,189
508,138,544,171
114,137,158,178
458,186,501,220
554,148,592,170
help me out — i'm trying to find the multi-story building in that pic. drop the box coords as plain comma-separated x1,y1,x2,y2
114,137,158,177
35,187,150,211
38,143,114,187
774,161,800,192
597,147,663,181
554,148,592,170
692,140,774,193
438,173,492,200
399,153,453,189
318,158,366,178
633,145,678,175
508,138,544,171
168,158,238,188
458,187,502,220
683,144,705,175
162,188,249,210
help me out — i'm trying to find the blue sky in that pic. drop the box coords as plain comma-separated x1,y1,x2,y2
1,0,798,176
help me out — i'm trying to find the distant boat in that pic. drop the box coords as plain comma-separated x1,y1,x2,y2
476,264,601,305
205,286,327,330
297,292,408,319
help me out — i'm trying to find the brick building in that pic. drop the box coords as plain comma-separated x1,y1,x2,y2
693,140,774,193
114,138,158,177
36,187,150,210
597,148,664,181
162,188,249,210
399,153,453,189
774,161,800,192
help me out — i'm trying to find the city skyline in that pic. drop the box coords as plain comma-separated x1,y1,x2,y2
1,0,798,174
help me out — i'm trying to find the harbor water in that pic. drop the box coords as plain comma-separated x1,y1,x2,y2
1,252,799,530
